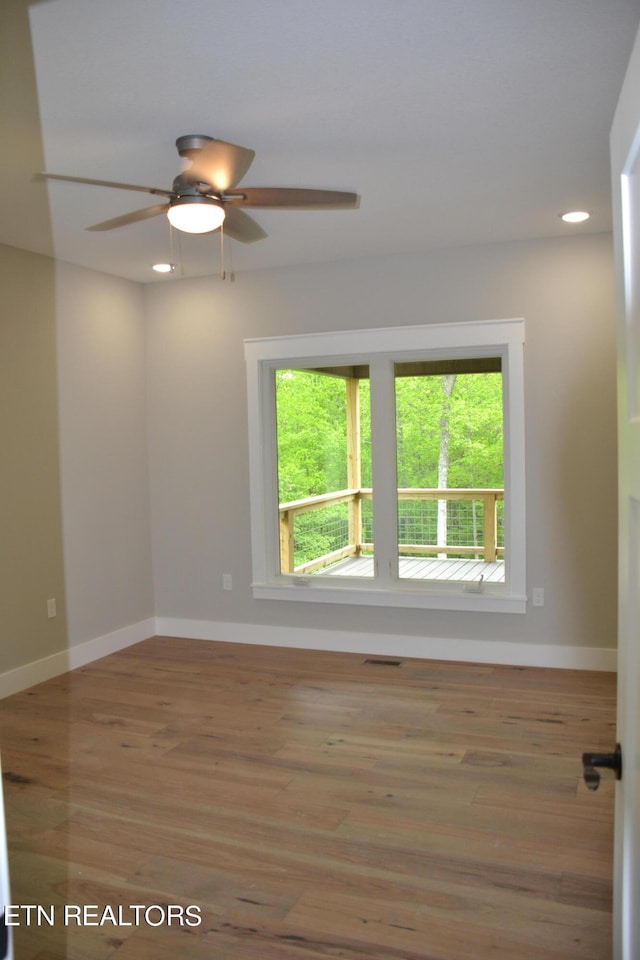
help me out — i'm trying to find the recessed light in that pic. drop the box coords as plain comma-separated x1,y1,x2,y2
152,263,175,274
560,211,591,223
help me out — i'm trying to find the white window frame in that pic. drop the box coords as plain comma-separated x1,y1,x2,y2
245,319,526,613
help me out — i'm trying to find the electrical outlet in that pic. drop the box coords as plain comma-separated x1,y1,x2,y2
531,588,544,607
47,598,57,619
222,573,232,591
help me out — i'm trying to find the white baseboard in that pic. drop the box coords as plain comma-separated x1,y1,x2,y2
155,618,618,672
0,616,615,699
0,618,155,699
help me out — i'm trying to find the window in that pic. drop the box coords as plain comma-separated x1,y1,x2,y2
275,366,373,577
393,359,504,582
245,320,526,613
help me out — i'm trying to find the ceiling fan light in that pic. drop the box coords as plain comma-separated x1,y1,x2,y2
167,197,226,234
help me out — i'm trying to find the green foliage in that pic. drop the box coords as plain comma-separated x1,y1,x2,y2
395,373,503,489
275,370,348,502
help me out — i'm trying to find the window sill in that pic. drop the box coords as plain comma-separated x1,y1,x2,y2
252,579,527,614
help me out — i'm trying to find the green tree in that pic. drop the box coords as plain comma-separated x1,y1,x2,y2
276,370,347,502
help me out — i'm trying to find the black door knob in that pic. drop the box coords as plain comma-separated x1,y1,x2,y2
581,743,622,791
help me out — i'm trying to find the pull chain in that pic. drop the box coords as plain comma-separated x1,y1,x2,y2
218,223,235,281
219,223,225,280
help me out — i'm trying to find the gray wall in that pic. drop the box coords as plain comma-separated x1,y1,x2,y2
146,231,617,653
55,260,154,648
0,244,67,673
0,247,155,678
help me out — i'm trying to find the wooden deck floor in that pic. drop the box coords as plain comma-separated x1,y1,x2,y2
0,637,616,960
323,555,506,583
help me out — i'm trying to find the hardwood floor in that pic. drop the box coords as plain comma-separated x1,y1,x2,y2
0,637,616,960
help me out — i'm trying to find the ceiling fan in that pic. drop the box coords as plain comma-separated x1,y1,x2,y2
38,134,359,243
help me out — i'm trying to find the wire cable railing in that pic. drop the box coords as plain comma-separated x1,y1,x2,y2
279,488,504,573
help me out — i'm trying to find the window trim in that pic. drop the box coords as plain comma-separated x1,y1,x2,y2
245,319,526,613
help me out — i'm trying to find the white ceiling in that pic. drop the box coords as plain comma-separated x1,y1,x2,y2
6,0,640,283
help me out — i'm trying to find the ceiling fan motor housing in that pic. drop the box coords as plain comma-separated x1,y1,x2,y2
171,173,217,198
175,134,215,158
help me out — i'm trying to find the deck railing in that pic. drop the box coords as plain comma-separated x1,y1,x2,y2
279,488,504,574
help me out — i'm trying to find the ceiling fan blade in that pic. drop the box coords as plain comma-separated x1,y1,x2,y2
86,203,169,231
223,206,267,243
224,187,359,209
37,172,172,198
187,139,256,192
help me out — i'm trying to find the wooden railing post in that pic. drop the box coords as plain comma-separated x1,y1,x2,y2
279,509,294,573
482,493,497,563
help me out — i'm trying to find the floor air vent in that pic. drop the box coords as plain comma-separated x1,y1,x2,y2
363,658,403,667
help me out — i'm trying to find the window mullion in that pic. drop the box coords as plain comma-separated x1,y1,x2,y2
264,362,281,580
369,358,398,585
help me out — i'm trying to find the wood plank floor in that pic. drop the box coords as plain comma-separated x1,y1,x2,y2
324,557,505,583
0,637,616,960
